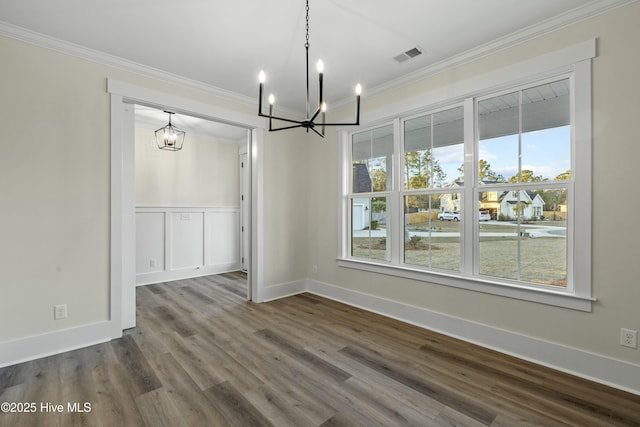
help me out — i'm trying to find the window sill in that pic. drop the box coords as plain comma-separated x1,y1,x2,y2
336,258,594,312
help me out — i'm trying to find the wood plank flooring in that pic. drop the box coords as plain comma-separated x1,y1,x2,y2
1,272,639,426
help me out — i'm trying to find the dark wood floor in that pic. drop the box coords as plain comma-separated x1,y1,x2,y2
1,273,639,426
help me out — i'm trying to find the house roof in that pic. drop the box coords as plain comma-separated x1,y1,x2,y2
353,163,372,193
498,190,545,205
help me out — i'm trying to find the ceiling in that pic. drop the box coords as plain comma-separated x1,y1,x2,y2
134,105,248,143
0,0,631,138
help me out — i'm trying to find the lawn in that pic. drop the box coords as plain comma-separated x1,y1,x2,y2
352,220,567,287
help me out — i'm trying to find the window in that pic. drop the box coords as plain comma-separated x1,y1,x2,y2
476,79,571,286
403,106,464,271
351,125,393,262
339,50,593,311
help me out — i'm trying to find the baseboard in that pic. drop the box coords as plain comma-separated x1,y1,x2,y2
136,262,241,286
306,278,640,396
5,277,637,396
0,321,114,369
260,279,307,302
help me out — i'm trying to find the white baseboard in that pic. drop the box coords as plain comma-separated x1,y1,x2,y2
260,279,307,302
306,278,640,396
4,277,638,397
136,262,241,286
0,321,114,369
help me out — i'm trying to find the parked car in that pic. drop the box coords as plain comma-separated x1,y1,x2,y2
438,211,461,221
479,211,491,221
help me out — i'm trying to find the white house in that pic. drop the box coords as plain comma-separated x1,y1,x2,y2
498,190,546,220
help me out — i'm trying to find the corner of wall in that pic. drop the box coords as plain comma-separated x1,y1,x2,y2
302,278,640,396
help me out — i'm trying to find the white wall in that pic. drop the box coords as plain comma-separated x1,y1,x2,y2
135,126,239,207
262,130,310,287
134,126,241,284
0,38,112,343
301,2,640,391
0,33,257,364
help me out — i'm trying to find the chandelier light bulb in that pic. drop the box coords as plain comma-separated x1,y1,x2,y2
355,84,362,95
255,0,360,137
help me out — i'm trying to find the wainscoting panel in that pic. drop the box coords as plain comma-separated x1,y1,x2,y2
136,207,240,285
170,211,205,270
206,210,240,266
135,211,165,275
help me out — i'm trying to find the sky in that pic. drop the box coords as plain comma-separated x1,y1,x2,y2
433,125,571,185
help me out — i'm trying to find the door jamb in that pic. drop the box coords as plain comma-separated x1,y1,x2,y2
108,79,265,337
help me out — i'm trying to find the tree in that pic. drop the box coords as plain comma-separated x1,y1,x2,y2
555,170,571,181
370,166,388,192
480,160,505,182
371,198,387,214
538,188,567,220
405,150,447,189
458,159,505,182
508,169,544,183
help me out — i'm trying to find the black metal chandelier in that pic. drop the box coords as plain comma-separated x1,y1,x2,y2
155,111,185,151
257,0,361,138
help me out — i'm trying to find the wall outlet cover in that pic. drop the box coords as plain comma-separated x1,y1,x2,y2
54,304,68,320
620,328,638,349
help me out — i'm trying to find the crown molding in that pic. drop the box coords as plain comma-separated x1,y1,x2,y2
0,20,257,108
2,0,636,114
0,20,304,119
333,0,637,110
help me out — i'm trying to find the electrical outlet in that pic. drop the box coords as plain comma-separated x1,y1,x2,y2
150,258,157,267
312,265,318,274
620,328,637,349
54,304,67,320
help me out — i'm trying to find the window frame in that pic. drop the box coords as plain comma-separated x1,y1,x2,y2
400,103,466,272
338,42,594,311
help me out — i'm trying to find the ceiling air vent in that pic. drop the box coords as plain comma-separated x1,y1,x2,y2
393,46,424,63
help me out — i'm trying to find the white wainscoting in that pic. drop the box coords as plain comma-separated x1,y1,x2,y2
136,207,240,285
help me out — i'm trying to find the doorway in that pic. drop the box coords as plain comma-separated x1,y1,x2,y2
133,105,248,288
240,150,249,272
108,79,264,335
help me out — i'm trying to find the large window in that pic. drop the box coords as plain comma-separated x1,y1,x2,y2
340,56,592,311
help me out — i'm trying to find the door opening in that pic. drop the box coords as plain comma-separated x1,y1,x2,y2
108,78,264,336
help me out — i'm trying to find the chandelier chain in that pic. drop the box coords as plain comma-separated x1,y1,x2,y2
256,0,361,137
305,0,309,48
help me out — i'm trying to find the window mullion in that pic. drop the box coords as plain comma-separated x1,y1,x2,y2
462,97,475,275
516,90,523,281
391,117,403,265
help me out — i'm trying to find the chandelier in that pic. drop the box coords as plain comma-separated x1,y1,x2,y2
155,111,185,151
257,0,361,138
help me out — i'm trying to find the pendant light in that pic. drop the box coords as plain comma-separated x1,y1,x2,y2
257,0,361,138
155,111,185,151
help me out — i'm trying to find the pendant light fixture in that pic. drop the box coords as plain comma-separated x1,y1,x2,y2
155,111,185,151
257,0,361,138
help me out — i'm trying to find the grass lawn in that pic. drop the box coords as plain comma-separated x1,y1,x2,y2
352,220,567,287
